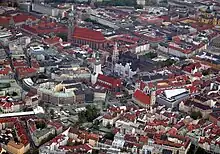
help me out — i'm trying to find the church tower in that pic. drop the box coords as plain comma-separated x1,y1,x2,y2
112,42,119,73
68,5,77,42
91,52,103,85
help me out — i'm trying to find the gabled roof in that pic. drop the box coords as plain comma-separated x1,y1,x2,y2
97,74,121,88
12,14,37,23
43,37,62,45
0,16,11,25
16,67,37,76
133,89,151,105
0,13,37,25
73,27,106,42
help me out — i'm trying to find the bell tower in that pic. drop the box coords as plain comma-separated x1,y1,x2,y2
68,5,77,42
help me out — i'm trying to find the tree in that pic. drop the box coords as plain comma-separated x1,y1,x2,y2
190,111,202,120
78,105,100,123
93,120,100,130
106,122,112,129
40,133,55,145
14,137,19,143
56,33,67,42
202,69,211,76
36,121,46,129
12,92,17,96
78,111,87,123
160,59,176,67
120,99,127,104
44,104,49,113
104,132,114,140
94,0,137,7
86,105,99,122
134,4,143,9
50,109,55,118
107,104,110,108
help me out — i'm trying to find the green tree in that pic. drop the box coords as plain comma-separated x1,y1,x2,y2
50,109,55,118
202,69,211,76
135,4,143,9
36,121,46,129
25,149,39,154
106,122,112,129
104,132,114,140
44,104,49,113
12,92,17,96
56,33,67,42
78,105,100,123
160,59,176,67
93,120,100,130
86,105,99,122
190,111,202,120
40,133,55,145
78,111,87,123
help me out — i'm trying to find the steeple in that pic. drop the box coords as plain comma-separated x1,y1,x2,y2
68,5,77,42
112,42,119,73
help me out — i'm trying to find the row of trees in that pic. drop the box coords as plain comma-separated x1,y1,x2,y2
159,58,176,67
95,0,137,7
94,0,162,7
144,52,158,59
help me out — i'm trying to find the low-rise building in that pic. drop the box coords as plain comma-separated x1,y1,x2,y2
157,88,190,109
7,140,24,154
32,128,56,146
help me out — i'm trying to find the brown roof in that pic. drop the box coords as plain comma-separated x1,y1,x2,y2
7,140,24,149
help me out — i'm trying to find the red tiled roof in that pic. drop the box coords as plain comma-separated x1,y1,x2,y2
13,60,28,67
59,144,92,152
194,72,202,77
31,60,40,68
133,89,151,105
185,85,198,93
0,14,37,25
108,106,125,113
121,112,136,122
43,37,62,45
48,121,63,130
1,102,13,109
73,27,106,42
0,67,11,75
0,16,11,25
97,74,121,88
103,113,116,119
0,117,17,123
22,22,67,35
87,133,99,141
12,14,37,23
124,134,138,143
167,128,178,136
140,81,147,91
16,67,37,76
139,135,148,143
192,79,203,86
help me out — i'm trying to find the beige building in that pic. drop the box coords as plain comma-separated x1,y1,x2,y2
7,140,24,154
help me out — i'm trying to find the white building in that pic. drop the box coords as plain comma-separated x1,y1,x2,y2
91,54,103,85
32,3,59,17
114,62,137,78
